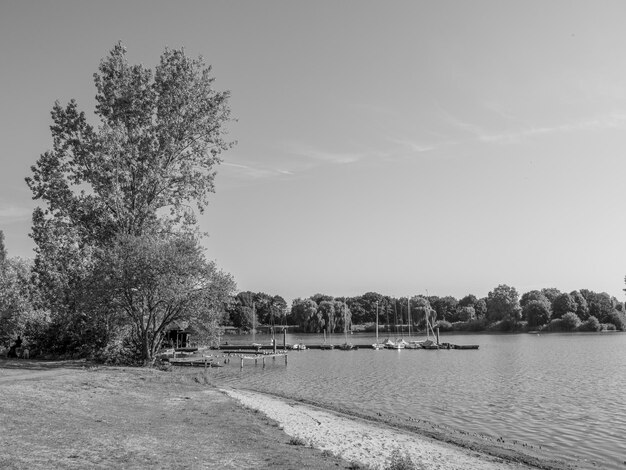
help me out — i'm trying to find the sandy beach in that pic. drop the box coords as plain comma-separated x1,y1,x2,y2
223,388,540,470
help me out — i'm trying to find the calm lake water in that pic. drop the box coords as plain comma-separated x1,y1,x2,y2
208,332,626,469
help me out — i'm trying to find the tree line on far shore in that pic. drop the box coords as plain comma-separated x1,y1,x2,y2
225,285,626,334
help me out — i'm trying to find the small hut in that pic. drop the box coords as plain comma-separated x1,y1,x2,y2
163,321,192,349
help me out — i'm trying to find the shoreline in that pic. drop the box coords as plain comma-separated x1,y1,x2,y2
221,386,577,470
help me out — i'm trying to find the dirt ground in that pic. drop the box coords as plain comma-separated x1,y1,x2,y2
0,358,351,469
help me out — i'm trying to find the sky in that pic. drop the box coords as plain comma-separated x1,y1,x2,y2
1,0,626,305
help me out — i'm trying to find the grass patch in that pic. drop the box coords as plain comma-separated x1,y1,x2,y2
288,436,307,446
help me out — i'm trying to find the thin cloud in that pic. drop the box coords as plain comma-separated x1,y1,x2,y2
222,161,292,180
478,111,626,144
289,144,366,165
389,138,436,153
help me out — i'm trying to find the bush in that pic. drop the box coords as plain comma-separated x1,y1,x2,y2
578,316,601,332
606,311,626,331
602,323,617,331
288,436,307,446
543,318,563,332
560,312,581,331
385,449,423,470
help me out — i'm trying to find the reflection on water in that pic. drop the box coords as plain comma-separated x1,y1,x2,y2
209,332,626,469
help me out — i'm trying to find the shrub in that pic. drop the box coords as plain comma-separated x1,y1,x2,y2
385,449,424,470
578,316,601,332
606,311,626,331
288,436,306,446
602,323,617,331
543,318,563,332
560,312,581,331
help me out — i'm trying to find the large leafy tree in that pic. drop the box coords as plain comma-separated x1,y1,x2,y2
94,233,235,364
486,284,522,323
27,43,233,241
25,43,234,359
551,293,577,319
522,299,551,327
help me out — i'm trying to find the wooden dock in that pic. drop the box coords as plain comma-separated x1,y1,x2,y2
214,343,479,351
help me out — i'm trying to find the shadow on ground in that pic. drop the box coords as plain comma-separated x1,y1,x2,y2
0,358,93,371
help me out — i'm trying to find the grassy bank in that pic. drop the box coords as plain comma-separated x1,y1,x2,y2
0,359,349,469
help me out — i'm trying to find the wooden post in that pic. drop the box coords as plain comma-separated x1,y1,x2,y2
273,338,277,354
255,358,258,366
284,354,288,365
204,357,207,371
435,327,440,345
240,357,244,369
263,357,266,369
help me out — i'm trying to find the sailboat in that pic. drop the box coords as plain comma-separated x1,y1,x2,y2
406,297,421,349
372,301,385,350
385,300,405,350
339,300,356,350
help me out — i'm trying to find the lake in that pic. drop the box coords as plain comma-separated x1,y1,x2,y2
208,331,626,469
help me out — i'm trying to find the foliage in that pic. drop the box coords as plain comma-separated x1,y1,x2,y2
23,43,234,360
520,290,549,308
290,298,321,333
429,296,458,322
551,293,576,319
540,288,562,304
577,316,601,332
26,42,234,241
560,312,581,331
0,230,6,264
385,449,422,470
93,233,234,365
287,436,307,446
486,284,522,323
569,290,589,321
456,305,476,322
522,299,551,327
606,310,626,330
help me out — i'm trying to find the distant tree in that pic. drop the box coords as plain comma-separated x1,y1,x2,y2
578,315,601,332
551,293,577,319
456,306,476,322
522,300,551,327
474,298,487,319
290,298,321,333
540,288,562,305
569,291,589,321
430,296,458,322
310,293,334,305
585,291,615,323
560,311,581,331
411,296,436,330
486,284,522,323
317,300,335,333
333,299,352,333
520,290,549,308
458,294,478,308
606,310,626,331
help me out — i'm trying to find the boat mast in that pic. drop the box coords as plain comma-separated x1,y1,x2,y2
344,299,348,344
408,296,411,339
375,301,379,344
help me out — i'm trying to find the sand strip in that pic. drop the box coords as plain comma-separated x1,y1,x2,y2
222,388,533,470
